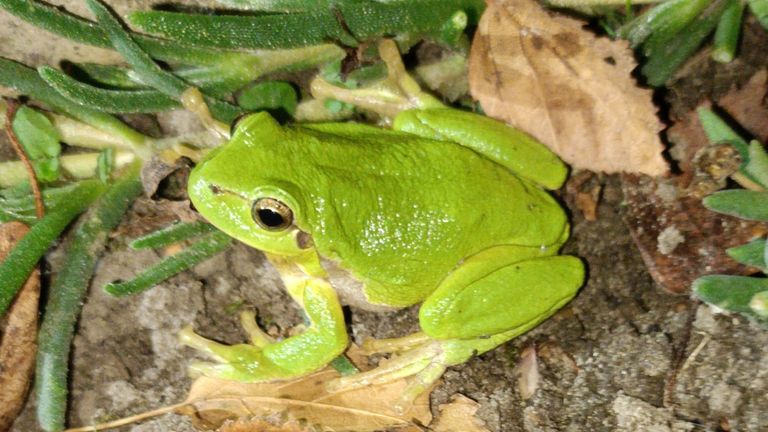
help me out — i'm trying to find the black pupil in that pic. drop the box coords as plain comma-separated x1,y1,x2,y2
258,208,285,227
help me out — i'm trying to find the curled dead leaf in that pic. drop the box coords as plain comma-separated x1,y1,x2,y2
469,0,667,176
0,222,40,432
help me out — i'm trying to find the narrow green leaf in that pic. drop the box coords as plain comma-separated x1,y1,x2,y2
0,57,148,150
641,0,730,87
703,189,768,221
39,66,180,113
727,238,767,271
130,221,218,249
0,180,106,316
697,108,750,157
693,274,768,317
36,165,142,432
84,0,243,123
641,0,711,57
0,183,82,224
104,230,233,296
0,0,251,65
712,0,745,63
128,9,357,50
618,0,690,46
129,0,485,50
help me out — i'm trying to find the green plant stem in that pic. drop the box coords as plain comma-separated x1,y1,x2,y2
712,0,745,63
0,180,105,316
641,0,731,86
35,164,142,432
104,231,232,296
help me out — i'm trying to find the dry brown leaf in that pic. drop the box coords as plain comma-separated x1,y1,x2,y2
216,418,314,432
468,0,667,176
178,367,432,432
430,395,490,432
0,222,40,432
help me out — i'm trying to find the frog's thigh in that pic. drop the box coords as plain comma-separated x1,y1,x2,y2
419,247,584,340
393,108,568,189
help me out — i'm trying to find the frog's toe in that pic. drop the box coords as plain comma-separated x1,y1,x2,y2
360,332,431,354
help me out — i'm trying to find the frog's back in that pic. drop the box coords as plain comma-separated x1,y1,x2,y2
272,122,567,306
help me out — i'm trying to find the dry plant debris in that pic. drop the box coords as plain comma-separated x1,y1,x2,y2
177,370,432,432
429,395,490,432
623,108,768,294
468,0,667,176
0,222,39,432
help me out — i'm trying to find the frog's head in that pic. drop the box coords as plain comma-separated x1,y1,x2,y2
188,112,312,257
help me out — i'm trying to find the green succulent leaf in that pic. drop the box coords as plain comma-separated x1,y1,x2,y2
11,106,61,182
748,0,768,29
237,81,298,115
745,140,768,189
693,274,768,322
703,190,768,221
726,238,767,271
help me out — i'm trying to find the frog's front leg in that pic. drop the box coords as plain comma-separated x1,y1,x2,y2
180,257,348,382
330,246,583,409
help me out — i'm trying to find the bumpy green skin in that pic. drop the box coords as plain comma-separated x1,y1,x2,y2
187,108,584,385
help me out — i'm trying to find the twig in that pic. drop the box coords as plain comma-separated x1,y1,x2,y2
4,99,44,218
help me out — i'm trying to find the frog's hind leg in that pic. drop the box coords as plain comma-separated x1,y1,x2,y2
329,246,584,410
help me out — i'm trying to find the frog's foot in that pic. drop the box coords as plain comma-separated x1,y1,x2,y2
309,39,444,120
180,87,230,139
179,277,349,382
328,333,507,413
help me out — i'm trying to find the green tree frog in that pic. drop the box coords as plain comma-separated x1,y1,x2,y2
183,40,584,408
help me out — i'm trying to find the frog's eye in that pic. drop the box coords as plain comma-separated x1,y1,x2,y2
252,198,293,231
230,112,253,136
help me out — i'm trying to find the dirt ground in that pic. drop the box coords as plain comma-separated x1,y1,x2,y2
2,1,767,431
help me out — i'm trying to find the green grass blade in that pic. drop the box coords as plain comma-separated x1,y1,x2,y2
104,230,233,297
35,165,142,432
130,221,218,249
39,66,181,113
0,180,106,316
618,0,690,46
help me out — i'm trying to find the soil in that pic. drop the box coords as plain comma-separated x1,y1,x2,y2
1,1,767,431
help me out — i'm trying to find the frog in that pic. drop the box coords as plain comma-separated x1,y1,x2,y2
182,40,584,408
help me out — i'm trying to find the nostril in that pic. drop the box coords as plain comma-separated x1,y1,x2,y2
209,184,222,195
